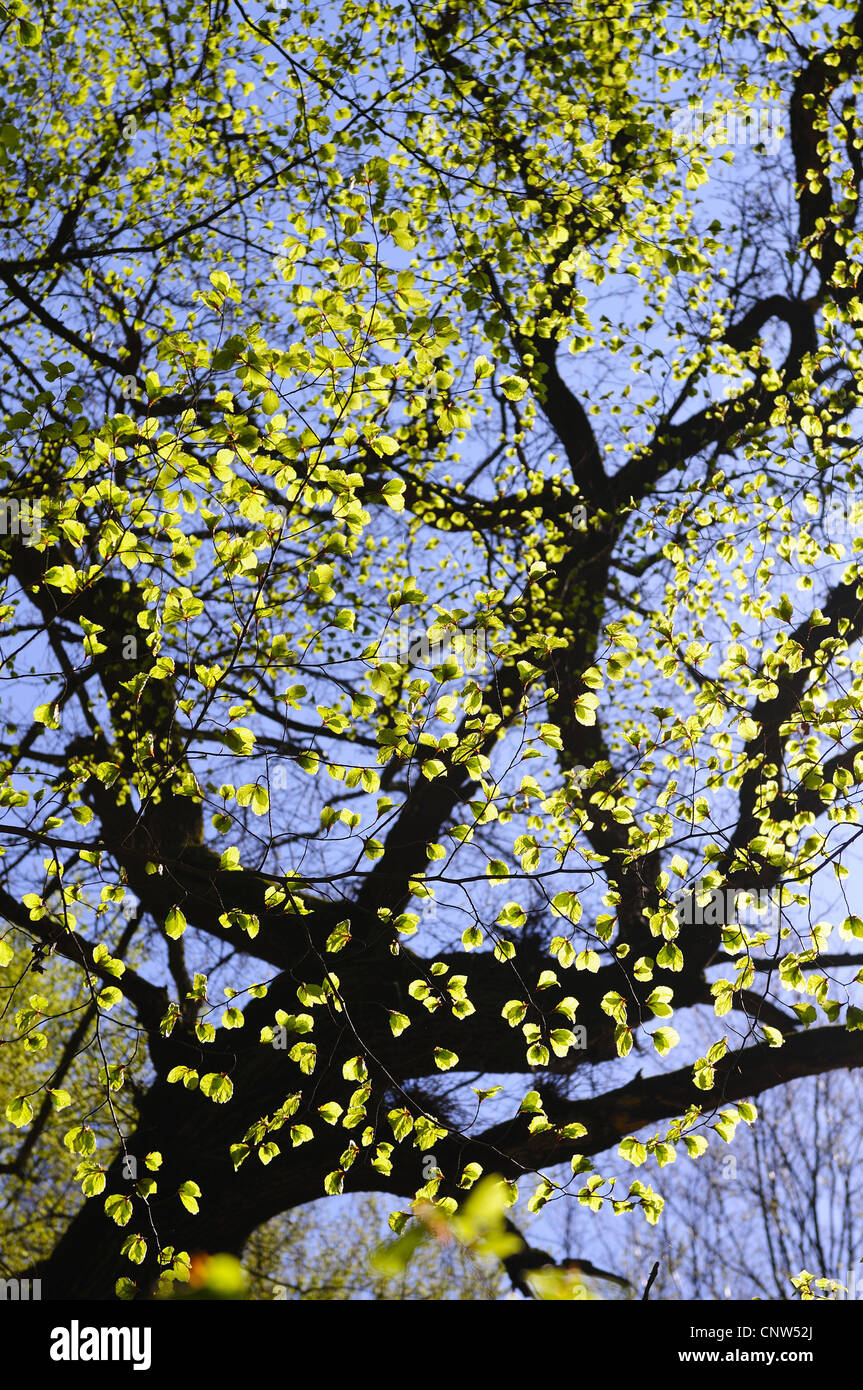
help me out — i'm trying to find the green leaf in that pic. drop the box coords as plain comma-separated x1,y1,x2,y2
199,1073,234,1103
5,1095,33,1128
613,1024,632,1057
646,986,674,1017
502,999,527,1026
105,1194,133,1226
600,990,627,1022
178,1180,201,1214
500,375,528,400
121,1233,147,1265
64,1124,96,1156
388,1107,414,1142
342,1055,368,1082
325,920,352,953
164,906,186,939
575,950,601,972
550,890,582,924
652,1026,680,1055
433,1047,458,1071
573,693,599,726
372,434,400,456
656,942,683,972
618,1137,647,1166
17,19,41,47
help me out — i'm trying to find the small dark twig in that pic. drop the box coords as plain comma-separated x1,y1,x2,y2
642,1261,660,1300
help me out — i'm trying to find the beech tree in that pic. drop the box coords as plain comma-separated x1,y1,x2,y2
2,0,863,1301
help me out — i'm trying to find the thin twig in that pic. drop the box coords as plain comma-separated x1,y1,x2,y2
642,1262,660,1300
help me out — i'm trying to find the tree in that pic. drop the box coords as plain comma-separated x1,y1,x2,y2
2,0,863,1301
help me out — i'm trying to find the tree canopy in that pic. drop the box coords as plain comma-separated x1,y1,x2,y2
2,0,863,1301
